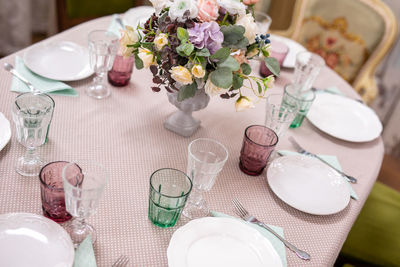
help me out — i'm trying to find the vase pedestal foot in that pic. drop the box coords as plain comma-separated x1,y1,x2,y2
164,110,200,137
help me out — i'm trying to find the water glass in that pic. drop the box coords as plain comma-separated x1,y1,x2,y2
39,161,81,223
282,84,316,128
260,39,289,77
182,138,229,219
11,92,55,176
293,51,325,91
107,55,134,87
265,93,298,137
148,168,192,228
62,161,109,247
254,11,272,35
239,125,278,176
86,30,118,99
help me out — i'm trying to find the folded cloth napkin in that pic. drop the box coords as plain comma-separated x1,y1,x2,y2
278,150,358,200
319,86,342,95
73,236,97,267
211,211,287,267
10,56,78,97
107,14,125,38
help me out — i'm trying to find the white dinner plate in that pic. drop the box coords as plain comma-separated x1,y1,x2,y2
123,6,155,28
307,93,382,142
267,155,350,215
23,41,93,81
0,213,74,267
167,217,283,267
0,112,11,152
269,35,306,68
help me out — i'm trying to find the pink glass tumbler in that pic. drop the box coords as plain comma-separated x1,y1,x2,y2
239,125,279,176
108,55,134,87
39,161,81,223
260,40,289,77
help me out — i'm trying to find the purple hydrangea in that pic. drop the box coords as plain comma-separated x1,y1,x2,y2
188,21,224,54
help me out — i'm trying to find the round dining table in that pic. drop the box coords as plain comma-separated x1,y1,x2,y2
0,15,384,267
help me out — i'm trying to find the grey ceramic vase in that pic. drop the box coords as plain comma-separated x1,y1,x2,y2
164,88,210,137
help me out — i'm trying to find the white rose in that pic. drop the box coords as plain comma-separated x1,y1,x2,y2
236,13,258,43
191,64,205,78
169,0,198,22
119,26,139,57
235,96,255,111
138,48,156,68
149,0,171,14
170,66,193,85
204,78,229,96
217,0,245,15
154,33,169,51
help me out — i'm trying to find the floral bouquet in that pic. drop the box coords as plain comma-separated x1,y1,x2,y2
120,0,279,111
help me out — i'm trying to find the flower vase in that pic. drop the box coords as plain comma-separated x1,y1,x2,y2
164,88,210,137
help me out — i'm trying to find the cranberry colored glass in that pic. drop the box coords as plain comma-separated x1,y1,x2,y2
239,125,279,176
39,161,81,223
260,40,289,77
108,55,134,87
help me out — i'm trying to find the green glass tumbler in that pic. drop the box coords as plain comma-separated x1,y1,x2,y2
282,84,316,128
148,168,192,228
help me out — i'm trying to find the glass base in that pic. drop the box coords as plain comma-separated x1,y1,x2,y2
85,84,111,99
15,156,43,176
182,199,210,219
63,219,96,248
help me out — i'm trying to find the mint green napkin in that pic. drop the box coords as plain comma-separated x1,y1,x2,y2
277,150,358,200
73,236,97,267
322,86,342,95
107,14,124,38
211,211,287,267
11,56,78,97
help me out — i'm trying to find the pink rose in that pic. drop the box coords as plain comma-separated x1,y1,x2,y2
197,0,219,22
243,0,259,5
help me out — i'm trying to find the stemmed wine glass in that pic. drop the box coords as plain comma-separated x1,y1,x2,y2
86,30,118,99
182,138,228,219
11,92,54,176
62,161,109,247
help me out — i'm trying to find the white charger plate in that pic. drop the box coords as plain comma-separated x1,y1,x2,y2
123,6,155,28
307,93,382,142
267,155,350,215
0,213,74,267
23,41,93,81
0,112,11,152
269,35,306,68
167,217,283,267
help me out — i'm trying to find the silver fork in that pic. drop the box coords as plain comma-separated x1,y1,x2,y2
288,136,357,184
232,198,311,261
112,255,129,267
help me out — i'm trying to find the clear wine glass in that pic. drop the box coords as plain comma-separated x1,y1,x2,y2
86,30,118,99
11,92,55,176
182,138,229,219
62,161,109,248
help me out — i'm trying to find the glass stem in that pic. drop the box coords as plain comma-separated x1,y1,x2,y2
73,217,87,233
188,187,203,206
24,147,37,162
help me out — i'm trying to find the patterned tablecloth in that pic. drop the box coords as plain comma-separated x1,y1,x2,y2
0,16,384,267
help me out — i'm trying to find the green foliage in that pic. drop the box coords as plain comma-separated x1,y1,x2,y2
177,42,194,57
177,27,189,42
218,56,240,71
210,67,233,89
177,82,197,102
209,47,230,62
232,73,244,89
241,63,251,75
264,57,280,77
221,25,249,49
134,53,143,69
196,48,210,57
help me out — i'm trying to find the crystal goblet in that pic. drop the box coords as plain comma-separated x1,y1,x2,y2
182,138,229,219
62,161,109,247
11,92,54,176
86,30,118,99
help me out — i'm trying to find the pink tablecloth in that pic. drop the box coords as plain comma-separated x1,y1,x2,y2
0,16,384,267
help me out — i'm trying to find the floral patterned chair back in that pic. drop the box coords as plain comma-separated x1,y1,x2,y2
286,0,397,104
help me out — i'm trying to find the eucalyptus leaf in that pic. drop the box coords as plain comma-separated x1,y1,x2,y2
232,73,244,89
176,42,194,57
177,27,188,42
196,48,210,57
209,47,230,61
221,25,248,49
264,57,280,77
210,67,233,89
177,82,197,102
218,56,240,71
241,63,251,75
134,54,143,69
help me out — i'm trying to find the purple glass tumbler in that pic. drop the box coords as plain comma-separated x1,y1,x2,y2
239,125,279,176
39,161,81,223
108,55,134,87
260,40,289,77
